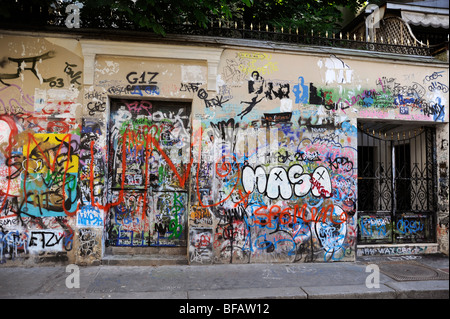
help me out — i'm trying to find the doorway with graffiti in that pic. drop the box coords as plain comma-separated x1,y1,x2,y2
106,99,191,248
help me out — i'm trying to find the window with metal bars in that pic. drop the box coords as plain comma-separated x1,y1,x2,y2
357,124,436,244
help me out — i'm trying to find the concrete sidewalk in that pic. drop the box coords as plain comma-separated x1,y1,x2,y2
0,254,448,300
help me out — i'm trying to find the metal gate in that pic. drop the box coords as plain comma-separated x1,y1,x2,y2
357,123,437,244
106,99,191,247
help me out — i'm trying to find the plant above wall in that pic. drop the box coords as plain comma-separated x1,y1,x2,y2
0,0,365,36
4,1,436,57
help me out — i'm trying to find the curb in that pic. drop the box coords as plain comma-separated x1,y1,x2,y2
301,284,396,299
2,283,447,299
187,287,307,299
384,280,449,299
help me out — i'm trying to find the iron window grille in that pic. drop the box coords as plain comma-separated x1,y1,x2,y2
357,125,437,244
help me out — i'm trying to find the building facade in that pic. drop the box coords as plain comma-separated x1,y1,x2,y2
0,28,448,266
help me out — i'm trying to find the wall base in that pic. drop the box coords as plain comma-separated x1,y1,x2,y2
357,243,439,257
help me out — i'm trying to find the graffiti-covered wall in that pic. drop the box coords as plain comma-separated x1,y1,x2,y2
0,32,448,266
0,36,85,265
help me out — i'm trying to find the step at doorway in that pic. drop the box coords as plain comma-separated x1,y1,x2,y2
103,246,188,266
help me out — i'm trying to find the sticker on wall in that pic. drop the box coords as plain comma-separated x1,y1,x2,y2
34,88,47,112
28,229,65,252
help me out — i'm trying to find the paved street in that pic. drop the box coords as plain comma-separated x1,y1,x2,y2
1,254,448,303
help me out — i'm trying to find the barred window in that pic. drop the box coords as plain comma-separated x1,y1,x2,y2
357,122,436,244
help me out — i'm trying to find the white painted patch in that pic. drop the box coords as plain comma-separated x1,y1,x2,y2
280,98,293,112
181,65,206,83
216,74,225,93
47,87,79,101
95,60,120,75
320,55,353,84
